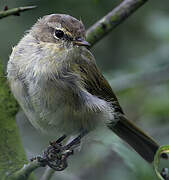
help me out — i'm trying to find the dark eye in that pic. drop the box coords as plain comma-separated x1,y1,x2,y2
54,29,64,39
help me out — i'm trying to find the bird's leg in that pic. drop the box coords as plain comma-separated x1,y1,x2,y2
63,129,88,150
30,134,68,170
31,130,88,171
49,134,67,147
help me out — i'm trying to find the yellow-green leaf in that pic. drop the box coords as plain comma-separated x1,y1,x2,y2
154,145,169,180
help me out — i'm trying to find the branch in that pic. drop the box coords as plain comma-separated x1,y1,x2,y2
0,6,37,19
8,134,77,179
41,167,55,180
8,160,41,180
86,0,148,46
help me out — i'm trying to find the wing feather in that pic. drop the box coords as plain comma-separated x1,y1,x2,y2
74,48,124,114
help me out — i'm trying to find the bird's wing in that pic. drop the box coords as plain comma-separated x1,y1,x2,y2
74,48,124,114
73,48,159,163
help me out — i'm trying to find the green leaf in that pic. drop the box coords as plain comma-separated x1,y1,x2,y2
154,145,169,180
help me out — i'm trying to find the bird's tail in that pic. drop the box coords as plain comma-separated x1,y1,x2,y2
108,115,159,163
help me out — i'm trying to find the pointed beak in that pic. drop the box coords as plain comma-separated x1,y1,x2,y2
73,38,90,47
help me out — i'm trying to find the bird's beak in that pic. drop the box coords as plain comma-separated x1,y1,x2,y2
73,38,91,47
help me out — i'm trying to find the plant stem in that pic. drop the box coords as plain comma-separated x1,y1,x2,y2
0,6,37,19
86,0,148,46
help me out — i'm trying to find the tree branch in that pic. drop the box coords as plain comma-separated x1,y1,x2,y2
7,160,41,180
86,0,148,46
0,6,37,19
41,167,55,180
8,133,76,179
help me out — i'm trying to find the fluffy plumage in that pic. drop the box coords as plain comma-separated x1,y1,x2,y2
7,14,159,163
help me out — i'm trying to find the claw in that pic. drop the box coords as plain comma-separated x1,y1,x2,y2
30,131,87,171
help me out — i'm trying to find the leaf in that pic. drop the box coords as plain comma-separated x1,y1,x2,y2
154,145,169,180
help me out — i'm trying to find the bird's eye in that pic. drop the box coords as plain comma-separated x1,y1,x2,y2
54,29,64,39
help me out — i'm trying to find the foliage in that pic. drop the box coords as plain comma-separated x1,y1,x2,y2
0,62,34,179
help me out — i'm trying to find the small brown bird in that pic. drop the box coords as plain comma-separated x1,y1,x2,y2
7,14,159,163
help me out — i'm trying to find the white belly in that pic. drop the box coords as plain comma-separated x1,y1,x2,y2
8,67,114,136
27,79,113,136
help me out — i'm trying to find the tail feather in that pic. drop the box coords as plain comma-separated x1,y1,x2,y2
108,115,159,163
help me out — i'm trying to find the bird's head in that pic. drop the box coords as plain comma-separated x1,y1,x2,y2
30,14,90,48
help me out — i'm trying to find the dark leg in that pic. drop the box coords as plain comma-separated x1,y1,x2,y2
55,134,67,143
31,130,88,171
64,129,88,150
49,134,67,147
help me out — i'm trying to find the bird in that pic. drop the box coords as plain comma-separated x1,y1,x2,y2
7,14,159,164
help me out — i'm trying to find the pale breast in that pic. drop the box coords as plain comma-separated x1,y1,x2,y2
7,36,114,136
26,72,114,136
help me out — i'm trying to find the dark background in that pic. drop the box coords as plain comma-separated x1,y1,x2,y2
1,0,169,179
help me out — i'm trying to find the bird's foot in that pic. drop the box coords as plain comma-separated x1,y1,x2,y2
30,131,87,171
31,134,71,171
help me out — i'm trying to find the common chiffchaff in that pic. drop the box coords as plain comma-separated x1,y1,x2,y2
7,14,159,163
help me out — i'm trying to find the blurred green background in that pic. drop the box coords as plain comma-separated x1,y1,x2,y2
1,0,169,179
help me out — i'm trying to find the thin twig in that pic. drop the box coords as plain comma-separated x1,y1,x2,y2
86,0,148,46
0,6,37,19
7,133,74,180
41,167,55,180
7,160,41,180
